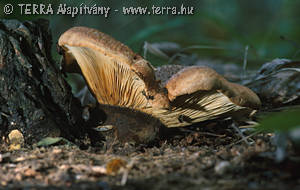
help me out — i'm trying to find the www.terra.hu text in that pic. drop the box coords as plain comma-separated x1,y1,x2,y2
3,3,195,18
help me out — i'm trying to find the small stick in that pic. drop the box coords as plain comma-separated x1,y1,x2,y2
231,122,251,145
243,45,249,77
227,130,261,148
179,128,226,137
0,112,9,117
121,159,135,186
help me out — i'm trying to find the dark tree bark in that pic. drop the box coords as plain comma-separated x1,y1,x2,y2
0,19,86,145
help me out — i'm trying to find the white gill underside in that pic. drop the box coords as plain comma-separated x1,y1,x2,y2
66,45,149,109
152,91,245,127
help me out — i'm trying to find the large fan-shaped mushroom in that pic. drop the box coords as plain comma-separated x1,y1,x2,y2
58,26,261,128
58,27,169,111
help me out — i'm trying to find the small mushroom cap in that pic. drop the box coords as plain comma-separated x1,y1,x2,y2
166,66,261,109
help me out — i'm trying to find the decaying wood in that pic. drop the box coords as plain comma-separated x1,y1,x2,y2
0,19,86,145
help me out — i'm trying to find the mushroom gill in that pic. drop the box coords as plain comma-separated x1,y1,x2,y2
58,27,261,128
58,27,169,110
153,66,261,127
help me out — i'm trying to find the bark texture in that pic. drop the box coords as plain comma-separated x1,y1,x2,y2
0,19,85,145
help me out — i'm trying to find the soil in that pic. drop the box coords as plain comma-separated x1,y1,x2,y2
1,124,299,190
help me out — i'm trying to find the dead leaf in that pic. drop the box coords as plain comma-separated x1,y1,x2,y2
24,168,37,177
106,158,127,176
246,59,300,108
37,137,67,147
143,41,181,59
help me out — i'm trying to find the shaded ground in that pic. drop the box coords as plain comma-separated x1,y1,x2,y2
1,124,299,190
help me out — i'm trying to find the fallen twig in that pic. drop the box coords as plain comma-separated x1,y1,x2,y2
227,130,261,148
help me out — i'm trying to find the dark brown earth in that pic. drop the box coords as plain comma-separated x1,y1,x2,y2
1,124,300,190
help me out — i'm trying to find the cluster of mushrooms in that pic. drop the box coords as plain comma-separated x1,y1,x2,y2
58,27,261,143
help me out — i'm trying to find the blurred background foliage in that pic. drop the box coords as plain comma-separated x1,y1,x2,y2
1,0,300,68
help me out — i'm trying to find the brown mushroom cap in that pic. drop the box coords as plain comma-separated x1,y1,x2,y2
58,27,169,110
58,27,157,84
147,66,262,127
166,66,261,109
58,27,136,66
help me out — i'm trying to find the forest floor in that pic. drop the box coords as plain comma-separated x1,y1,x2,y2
1,123,299,190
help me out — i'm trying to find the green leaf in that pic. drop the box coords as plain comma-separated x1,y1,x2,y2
37,137,63,147
258,109,300,132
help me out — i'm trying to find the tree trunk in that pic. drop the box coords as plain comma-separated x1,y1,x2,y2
0,19,86,145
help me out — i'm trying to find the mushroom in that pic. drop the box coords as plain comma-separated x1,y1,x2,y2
58,26,169,111
153,66,261,127
58,26,261,129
